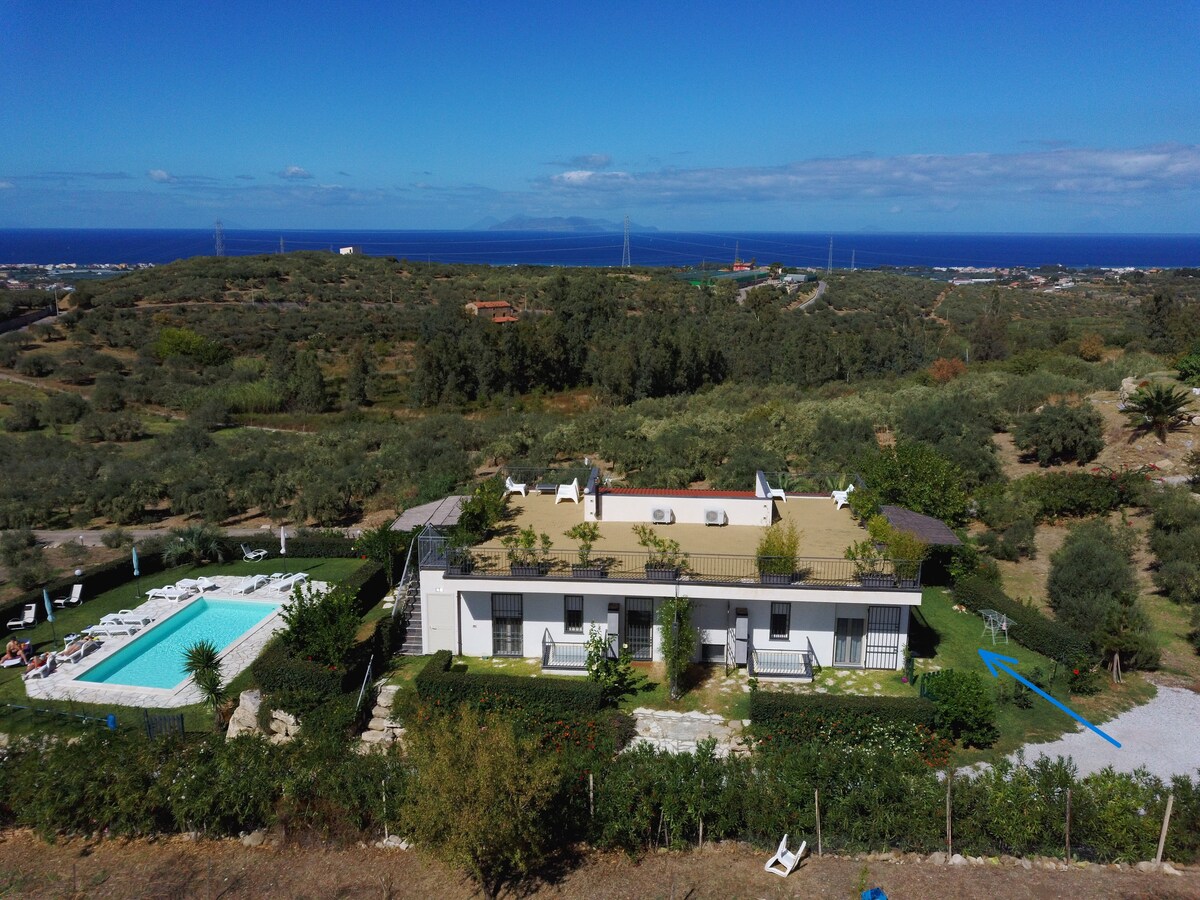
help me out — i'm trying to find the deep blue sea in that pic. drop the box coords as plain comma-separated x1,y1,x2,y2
1,228,1198,270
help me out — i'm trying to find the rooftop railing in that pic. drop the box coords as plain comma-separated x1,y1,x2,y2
759,472,863,494
433,545,921,590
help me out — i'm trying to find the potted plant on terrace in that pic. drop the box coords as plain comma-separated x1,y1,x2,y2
632,524,688,581
845,537,890,587
565,522,605,578
502,526,553,577
756,521,805,585
445,546,476,576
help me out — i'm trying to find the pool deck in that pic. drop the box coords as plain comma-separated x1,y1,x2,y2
23,575,323,708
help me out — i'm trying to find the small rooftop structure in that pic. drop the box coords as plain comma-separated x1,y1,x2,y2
880,505,962,546
338,246,362,255
391,495,466,532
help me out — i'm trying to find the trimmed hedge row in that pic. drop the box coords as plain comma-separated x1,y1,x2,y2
415,650,605,718
249,639,345,713
342,559,388,616
0,549,167,626
749,691,935,740
954,575,1089,662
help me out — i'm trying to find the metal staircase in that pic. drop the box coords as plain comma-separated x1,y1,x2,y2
393,539,424,656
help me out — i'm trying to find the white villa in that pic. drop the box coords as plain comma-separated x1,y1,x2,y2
402,470,930,680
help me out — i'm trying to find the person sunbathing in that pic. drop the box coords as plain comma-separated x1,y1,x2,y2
25,652,51,674
3,638,29,664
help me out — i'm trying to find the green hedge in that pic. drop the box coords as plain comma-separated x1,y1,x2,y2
415,650,605,718
1013,470,1146,521
749,691,935,743
954,575,1089,662
919,669,999,748
0,549,166,626
248,640,345,713
341,559,388,616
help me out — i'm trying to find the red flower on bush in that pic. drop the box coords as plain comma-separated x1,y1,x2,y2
1073,668,1080,675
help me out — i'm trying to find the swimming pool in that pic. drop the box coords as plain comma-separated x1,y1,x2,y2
78,597,280,689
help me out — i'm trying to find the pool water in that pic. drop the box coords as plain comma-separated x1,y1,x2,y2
78,598,280,689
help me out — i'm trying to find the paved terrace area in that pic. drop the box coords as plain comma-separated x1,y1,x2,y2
475,493,867,560
23,575,323,708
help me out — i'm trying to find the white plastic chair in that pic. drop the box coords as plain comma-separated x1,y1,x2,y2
241,543,268,561
555,478,580,504
764,834,806,878
831,483,856,509
6,603,36,631
504,475,527,497
53,584,83,608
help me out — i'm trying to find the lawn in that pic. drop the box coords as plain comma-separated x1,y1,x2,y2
0,556,368,735
915,588,1157,764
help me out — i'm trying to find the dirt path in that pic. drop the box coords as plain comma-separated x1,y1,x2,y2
0,830,1195,899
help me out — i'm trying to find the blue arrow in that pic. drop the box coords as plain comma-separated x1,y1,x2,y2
978,648,1121,749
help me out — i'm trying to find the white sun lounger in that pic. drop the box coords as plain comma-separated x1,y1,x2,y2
235,574,269,594
84,621,140,638
61,640,101,664
53,584,84,608
146,585,192,602
273,572,309,593
23,653,57,680
174,577,218,593
101,610,156,627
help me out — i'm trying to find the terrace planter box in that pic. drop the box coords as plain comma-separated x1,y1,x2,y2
644,565,680,582
858,573,894,589
572,565,607,579
759,572,794,586
510,564,549,578
446,561,474,576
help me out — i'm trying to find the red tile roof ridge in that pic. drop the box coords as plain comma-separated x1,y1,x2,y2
601,487,758,498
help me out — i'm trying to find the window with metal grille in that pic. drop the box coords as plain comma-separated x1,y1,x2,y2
770,602,791,640
564,595,583,634
492,593,523,657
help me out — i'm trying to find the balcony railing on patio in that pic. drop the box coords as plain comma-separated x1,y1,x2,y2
433,545,921,590
541,629,589,671
749,648,813,680
759,471,862,494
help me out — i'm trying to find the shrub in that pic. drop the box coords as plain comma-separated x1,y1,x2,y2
954,576,1089,662
1013,400,1104,467
928,357,966,383
755,520,800,575
415,650,605,719
853,442,969,526
278,582,361,668
1012,468,1149,521
919,669,999,748
749,691,942,760
404,705,562,900
249,640,344,713
4,400,41,432
1047,519,1138,633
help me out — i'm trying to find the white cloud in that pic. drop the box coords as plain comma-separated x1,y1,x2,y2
0,181,12,189
538,144,1200,206
148,169,175,183
279,165,313,180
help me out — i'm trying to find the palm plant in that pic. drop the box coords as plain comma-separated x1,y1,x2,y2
183,639,226,731
163,523,227,567
1123,383,1192,442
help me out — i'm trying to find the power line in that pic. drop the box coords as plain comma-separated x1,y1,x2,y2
621,216,631,268
214,220,225,257
826,236,832,274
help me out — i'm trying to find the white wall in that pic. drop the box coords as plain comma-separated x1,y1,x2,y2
592,492,772,526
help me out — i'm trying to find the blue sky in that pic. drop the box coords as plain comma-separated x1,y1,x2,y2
4,1,1199,232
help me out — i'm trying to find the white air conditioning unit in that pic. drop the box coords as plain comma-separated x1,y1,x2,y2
650,507,674,524
703,507,728,526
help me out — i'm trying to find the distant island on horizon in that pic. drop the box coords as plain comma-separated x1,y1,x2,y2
467,215,659,233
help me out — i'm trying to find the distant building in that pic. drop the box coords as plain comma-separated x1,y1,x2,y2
338,246,362,255
465,299,516,322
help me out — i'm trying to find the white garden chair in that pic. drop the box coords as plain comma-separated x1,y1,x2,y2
764,833,806,878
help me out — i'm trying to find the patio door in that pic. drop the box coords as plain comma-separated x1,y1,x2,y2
492,593,523,657
626,597,654,661
834,617,865,666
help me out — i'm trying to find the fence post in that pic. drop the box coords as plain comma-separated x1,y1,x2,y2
815,788,822,857
1065,787,1071,864
945,772,953,857
1155,794,1175,866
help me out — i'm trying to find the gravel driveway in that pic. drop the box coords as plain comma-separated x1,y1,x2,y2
1013,685,1200,781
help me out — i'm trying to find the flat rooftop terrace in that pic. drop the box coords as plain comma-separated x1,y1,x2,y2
476,492,866,559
